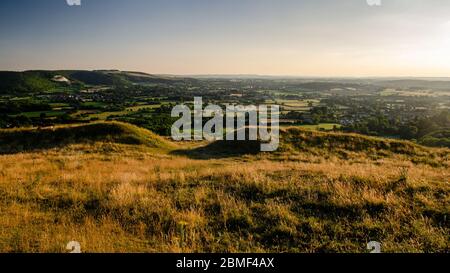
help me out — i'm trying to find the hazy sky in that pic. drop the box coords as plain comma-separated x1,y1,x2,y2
1,0,450,77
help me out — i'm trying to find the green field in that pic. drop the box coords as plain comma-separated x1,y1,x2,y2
298,123,342,131
11,111,66,118
264,99,322,113
87,104,163,120
49,103,71,108
126,104,161,111
80,102,108,108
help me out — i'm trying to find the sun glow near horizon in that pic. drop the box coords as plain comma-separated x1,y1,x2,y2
1,0,450,77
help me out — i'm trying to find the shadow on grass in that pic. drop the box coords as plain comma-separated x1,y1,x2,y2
170,140,263,159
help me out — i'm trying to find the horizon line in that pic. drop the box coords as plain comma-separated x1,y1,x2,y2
2,69,450,80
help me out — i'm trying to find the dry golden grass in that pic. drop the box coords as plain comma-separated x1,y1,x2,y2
0,140,448,253
0,123,448,253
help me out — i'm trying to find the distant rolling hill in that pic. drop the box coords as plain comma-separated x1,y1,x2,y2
374,79,450,91
0,71,60,94
0,70,193,94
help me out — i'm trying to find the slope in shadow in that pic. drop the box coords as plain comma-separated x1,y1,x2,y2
171,140,263,159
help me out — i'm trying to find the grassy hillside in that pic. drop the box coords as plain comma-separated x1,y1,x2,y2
0,123,448,253
0,122,173,154
0,71,59,94
279,128,447,166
